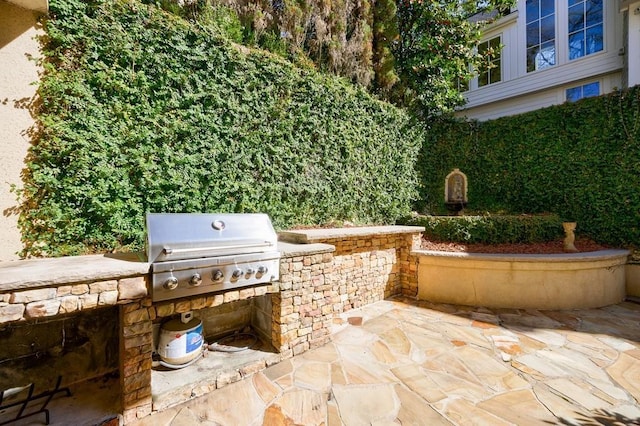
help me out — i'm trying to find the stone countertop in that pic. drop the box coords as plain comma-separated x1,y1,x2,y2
278,242,334,257
0,242,334,292
0,253,150,292
278,225,425,244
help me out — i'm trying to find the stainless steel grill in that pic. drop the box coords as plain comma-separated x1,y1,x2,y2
146,213,280,302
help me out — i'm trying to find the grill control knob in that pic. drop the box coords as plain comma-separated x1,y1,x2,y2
257,266,268,276
231,269,243,280
212,270,224,282
245,268,255,277
164,277,179,290
189,273,202,286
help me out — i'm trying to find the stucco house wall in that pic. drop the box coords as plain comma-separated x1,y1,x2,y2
0,0,46,260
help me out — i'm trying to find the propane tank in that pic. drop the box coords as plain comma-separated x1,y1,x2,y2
157,312,203,366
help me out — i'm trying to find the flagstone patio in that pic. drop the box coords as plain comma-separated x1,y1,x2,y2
135,296,640,425
14,296,640,425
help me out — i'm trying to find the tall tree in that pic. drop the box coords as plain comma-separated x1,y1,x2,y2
391,0,514,119
373,0,399,95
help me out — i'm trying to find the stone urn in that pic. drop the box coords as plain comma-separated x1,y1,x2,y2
563,222,578,253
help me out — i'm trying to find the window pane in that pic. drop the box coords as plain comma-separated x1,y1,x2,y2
478,70,489,87
586,25,603,54
527,0,555,73
566,87,582,102
583,82,600,97
586,0,603,27
541,0,555,17
568,4,585,33
526,0,539,23
569,31,585,59
477,36,501,87
539,41,555,68
527,46,539,72
490,59,501,83
478,41,488,55
568,0,604,60
527,22,540,47
567,82,600,102
540,15,555,43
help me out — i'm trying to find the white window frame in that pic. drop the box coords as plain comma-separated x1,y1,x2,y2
477,35,503,87
567,0,605,61
565,80,601,102
525,0,557,73
518,0,611,75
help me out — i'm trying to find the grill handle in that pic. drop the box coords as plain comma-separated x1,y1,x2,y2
163,241,274,255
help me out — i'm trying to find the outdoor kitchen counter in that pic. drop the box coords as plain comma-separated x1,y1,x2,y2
278,225,425,244
0,252,150,292
0,242,335,294
0,243,335,321
277,241,335,257
0,253,150,324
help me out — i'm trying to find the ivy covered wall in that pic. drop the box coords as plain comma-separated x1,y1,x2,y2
418,86,640,247
19,0,421,257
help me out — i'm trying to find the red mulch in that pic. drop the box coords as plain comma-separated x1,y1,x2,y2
422,237,611,254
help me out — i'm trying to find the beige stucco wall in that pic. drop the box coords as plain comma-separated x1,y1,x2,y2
0,1,44,260
7,0,47,13
416,250,629,310
627,263,640,297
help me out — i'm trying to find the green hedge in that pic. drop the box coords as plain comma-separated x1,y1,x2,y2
418,87,640,247
401,214,564,244
20,0,422,257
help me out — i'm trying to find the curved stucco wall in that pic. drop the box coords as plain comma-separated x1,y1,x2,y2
0,1,44,260
416,249,629,310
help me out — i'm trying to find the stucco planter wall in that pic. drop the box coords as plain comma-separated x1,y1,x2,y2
627,263,640,298
415,249,629,310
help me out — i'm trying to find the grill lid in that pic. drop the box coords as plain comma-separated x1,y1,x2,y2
146,213,278,263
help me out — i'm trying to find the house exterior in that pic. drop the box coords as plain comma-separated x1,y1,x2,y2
458,0,640,121
0,0,48,261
